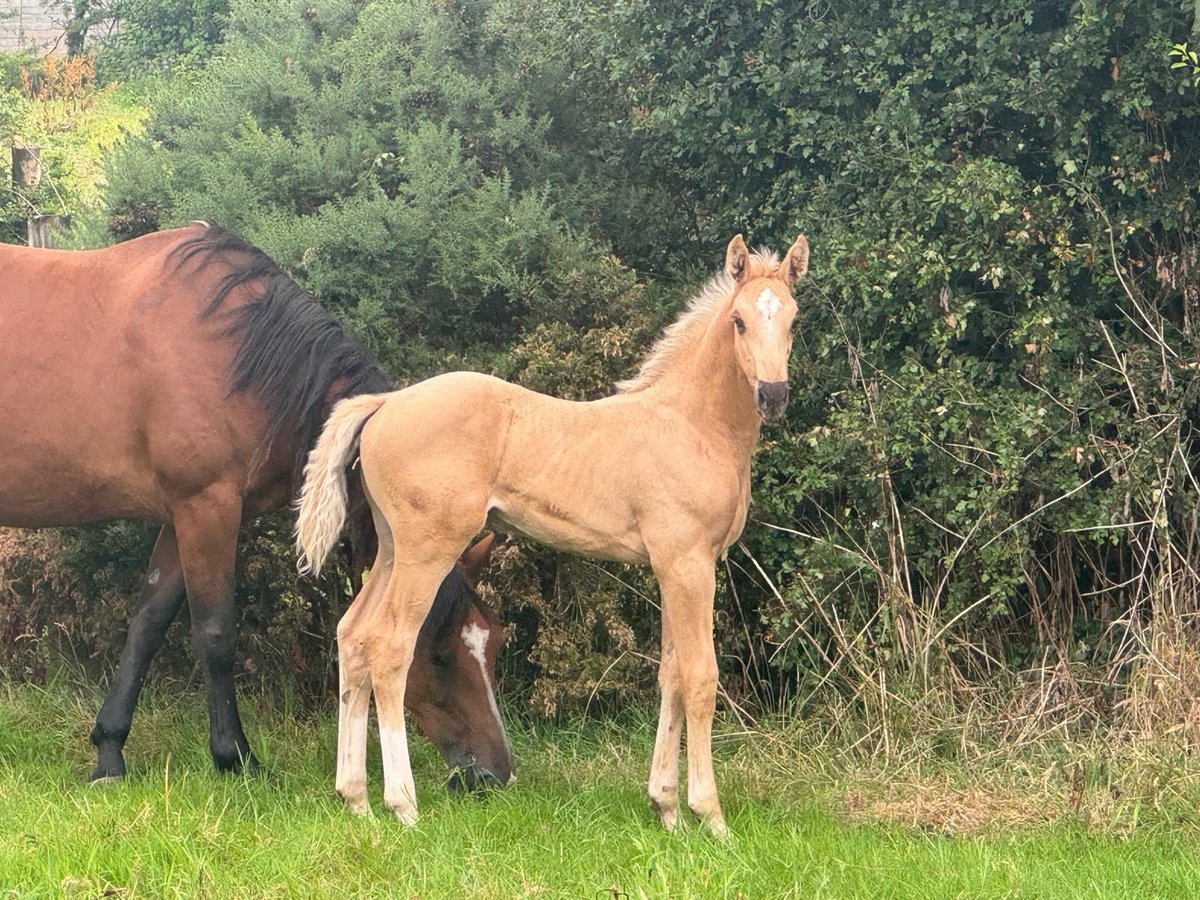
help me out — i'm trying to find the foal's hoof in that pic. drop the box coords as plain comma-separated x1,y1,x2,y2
388,804,419,827
704,816,731,840
650,798,678,832
337,783,372,816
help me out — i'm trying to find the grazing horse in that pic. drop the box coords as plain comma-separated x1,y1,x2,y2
0,225,512,788
295,233,808,833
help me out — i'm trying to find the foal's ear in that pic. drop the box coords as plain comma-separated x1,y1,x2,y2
781,235,809,287
459,532,498,586
725,234,750,283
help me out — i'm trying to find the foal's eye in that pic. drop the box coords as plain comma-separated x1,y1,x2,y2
732,313,746,334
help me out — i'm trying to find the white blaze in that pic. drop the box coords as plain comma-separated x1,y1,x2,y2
461,622,508,744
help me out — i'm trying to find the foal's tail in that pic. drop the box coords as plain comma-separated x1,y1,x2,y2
295,393,390,576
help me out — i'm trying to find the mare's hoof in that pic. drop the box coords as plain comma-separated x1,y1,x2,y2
215,751,265,778
89,748,127,783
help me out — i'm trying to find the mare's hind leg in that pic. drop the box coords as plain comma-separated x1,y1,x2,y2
651,550,726,837
173,488,258,774
90,525,186,781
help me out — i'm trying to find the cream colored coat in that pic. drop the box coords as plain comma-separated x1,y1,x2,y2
296,233,809,835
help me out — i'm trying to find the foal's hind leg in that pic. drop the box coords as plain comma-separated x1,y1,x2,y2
335,553,389,815
355,531,480,825
90,526,186,781
173,489,259,774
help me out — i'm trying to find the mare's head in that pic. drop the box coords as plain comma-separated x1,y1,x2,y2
723,233,809,420
407,533,514,791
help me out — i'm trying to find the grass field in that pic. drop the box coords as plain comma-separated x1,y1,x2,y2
2,682,1199,898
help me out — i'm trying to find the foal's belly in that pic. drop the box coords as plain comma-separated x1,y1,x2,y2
486,501,649,566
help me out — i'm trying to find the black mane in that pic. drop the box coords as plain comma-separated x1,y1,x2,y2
170,225,393,485
169,225,482,635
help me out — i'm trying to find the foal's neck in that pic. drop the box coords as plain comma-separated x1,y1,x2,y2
651,315,762,458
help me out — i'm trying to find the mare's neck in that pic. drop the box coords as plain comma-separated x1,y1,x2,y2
647,314,762,458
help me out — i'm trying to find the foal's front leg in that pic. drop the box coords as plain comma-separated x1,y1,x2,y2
651,553,726,837
335,622,373,815
648,620,684,830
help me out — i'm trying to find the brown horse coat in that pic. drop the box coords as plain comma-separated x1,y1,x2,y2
0,225,512,785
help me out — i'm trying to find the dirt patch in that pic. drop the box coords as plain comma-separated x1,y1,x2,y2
844,779,1059,835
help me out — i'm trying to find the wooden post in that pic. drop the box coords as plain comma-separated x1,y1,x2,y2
12,145,42,189
27,215,70,249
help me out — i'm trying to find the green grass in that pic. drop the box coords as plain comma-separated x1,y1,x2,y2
1,682,1198,898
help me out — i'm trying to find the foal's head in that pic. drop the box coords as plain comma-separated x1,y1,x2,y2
723,233,809,420
407,534,514,791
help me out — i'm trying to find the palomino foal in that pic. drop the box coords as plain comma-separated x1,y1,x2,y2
296,233,808,835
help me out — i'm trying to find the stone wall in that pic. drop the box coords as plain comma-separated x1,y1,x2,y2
0,0,65,53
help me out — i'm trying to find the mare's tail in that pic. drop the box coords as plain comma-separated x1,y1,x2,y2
295,393,390,576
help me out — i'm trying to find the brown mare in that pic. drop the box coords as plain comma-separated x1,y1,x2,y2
296,233,808,833
0,224,512,788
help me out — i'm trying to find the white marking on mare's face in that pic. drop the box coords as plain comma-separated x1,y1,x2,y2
461,622,508,750
461,621,490,668
147,568,160,586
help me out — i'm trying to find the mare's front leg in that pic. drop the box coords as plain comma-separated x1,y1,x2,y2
651,551,726,837
90,525,186,781
173,488,258,774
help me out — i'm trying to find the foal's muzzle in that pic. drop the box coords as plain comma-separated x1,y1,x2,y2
756,380,790,420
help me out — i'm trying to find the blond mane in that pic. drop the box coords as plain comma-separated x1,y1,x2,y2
616,248,782,394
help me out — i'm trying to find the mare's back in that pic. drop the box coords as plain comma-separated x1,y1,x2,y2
0,230,256,526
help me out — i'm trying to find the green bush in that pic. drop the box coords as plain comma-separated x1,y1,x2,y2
11,0,1200,737
606,0,1200,718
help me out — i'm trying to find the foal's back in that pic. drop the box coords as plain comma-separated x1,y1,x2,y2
358,371,747,564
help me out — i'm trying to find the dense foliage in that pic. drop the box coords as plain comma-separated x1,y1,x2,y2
5,0,1200,737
